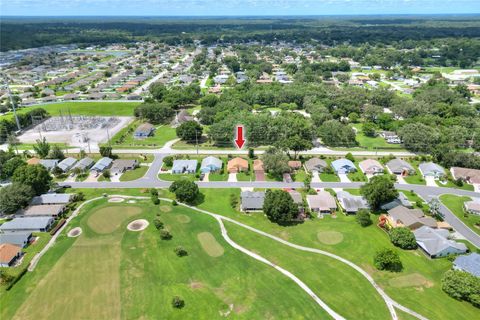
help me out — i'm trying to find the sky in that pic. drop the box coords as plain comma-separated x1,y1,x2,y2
1,0,479,16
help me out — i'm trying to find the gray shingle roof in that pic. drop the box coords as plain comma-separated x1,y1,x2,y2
414,226,467,257
91,157,113,172
0,217,54,231
241,191,265,210
453,253,480,277
73,157,94,171
0,232,32,247
58,157,77,172
336,191,369,213
31,193,72,205
386,159,415,174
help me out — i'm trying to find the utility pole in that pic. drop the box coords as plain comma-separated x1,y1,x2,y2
2,74,21,131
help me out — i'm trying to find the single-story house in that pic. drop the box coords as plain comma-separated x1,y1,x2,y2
91,157,113,173
72,157,94,171
0,232,33,248
31,193,72,205
419,162,445,179
39,159,59,171
111,159,138,175
307,191,337,216
336,191,369,214
464,199,480,215
172,160,198,174
134,123,155,139
304,158,327,173
451,167,480,185
57,157,78,172
380,192,413,210
414,226,467,258
387,205,437,230
331,159,356,174
200,156,222,173
240,191,265,211
16,204,66,217
253,159,264,172
0,217,54,232
359,159,384,175
288,161,302,170
453,253,480,277
227,157,249,173
27,157,40,165
0,243,22,267
386,159,415,176
289,190,303,206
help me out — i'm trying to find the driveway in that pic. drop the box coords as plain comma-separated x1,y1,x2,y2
425,176,437,187
203,172,209,182
338,174,350,183
255,170,265,182
312,171,321,182
228,173,237,182
396,175,408,184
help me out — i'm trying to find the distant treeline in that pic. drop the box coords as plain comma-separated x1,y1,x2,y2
2,16,480,51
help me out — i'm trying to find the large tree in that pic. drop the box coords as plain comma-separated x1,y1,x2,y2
373,248,402,272
0,183,34,214
389,227,417,249
361,175,398,209
176,121,203,142
398,123,441,153
261,147,290,180
318,120,357,147
263,190,298,224
277,134,313,159
442,270,480,308
1,156,26,180
134,102,174,124
33,137,50,158
12,164,52,195
169,180,200,204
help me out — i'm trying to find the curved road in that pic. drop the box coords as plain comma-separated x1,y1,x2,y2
60,153,480,248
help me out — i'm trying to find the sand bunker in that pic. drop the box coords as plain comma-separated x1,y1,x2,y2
108,197,125,203
127,200,137,203
67,227,82,238
127,219,149,231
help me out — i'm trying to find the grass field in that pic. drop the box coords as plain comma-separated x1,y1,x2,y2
119,166,148,181
440,194,480,236
196,189,480,320
1,198,330,319
108,120,177,149
0,102,141,121
349,123,406,151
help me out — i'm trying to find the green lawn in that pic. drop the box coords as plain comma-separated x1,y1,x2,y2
108,121,178,149
119,166,148,181
196,189,480,320
347,163,367,182
0,101,141,121
350,123,406,151
403,161,426,185
440,194,480,236
436,179,475,191
0,198,327,319
158,173,197,182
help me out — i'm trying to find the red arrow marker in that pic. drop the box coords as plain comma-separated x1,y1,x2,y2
234,125,246,149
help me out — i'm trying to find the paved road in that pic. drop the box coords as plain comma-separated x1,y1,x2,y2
61,154,480,248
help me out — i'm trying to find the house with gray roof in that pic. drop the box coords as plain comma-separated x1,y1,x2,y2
39,159,59,171
453,253,480,277
305,158,327,173
58,157,78,172
464,199,480,215
0,232,33,248
331,159,356,174
134,123,155,139
336,191,369,214
414,226,467,258
31,193,72,205
240,191,265,211
419,162,445,179
111,159,138,175
0,217,54,232
73,157,94,171
91,157,113,173
386,159,415,176
172,160,197,174
200,156,223,173
380,192,413,210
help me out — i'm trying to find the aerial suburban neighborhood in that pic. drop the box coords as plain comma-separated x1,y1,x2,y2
0,2,479,320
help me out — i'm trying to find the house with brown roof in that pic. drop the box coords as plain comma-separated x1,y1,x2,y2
288,161,302,170
0,243,22,267
27,157,40,165
387,206,437,230
359,159,384,175
227,157,249,173
451,167,480,185
253,159,265,181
